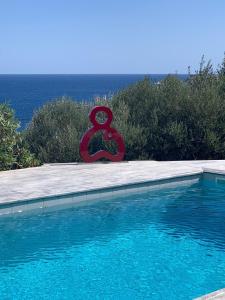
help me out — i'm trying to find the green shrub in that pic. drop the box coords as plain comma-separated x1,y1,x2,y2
0,103,40,170
24,55,225,162
25,98,90,162
25,97,144,162
112,56,225,160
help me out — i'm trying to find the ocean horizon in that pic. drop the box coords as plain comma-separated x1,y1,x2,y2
0,74,188,128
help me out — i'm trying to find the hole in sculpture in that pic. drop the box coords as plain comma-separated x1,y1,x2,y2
88,130,117,156
95,111,108,125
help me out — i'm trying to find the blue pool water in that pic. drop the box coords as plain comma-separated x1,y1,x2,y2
0,175,225,299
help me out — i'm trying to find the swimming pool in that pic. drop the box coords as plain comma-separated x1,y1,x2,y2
0,173,225,299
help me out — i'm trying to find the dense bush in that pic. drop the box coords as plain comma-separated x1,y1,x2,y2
25,97,144,162
14,56,225,164
25,98,89,162
112,56,225,160
0,103,40,170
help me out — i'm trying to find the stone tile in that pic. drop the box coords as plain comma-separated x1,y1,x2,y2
0,160,224,207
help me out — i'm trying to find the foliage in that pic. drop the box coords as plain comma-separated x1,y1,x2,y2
25,98,90,162
0,103,40,170
112,56,225,160
8,55,225,165
25,97,144,162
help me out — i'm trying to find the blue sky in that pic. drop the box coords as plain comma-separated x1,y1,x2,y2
1,0,225,74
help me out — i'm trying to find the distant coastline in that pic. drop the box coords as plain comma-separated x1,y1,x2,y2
0,74,188,128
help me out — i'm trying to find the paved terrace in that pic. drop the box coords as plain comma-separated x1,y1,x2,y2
1,160,225,205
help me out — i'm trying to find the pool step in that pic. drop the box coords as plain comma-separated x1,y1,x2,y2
194,288,225,300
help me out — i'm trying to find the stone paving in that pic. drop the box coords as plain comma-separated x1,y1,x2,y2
1,160,225,205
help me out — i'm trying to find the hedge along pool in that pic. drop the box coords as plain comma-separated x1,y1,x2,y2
0,173,225,300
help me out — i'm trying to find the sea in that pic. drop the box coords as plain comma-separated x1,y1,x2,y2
0,74,188,129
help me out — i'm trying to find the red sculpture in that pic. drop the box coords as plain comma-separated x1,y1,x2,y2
80,106,125,162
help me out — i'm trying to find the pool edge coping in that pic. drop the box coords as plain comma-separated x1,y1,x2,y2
1,166,225,213
0,170,203,211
